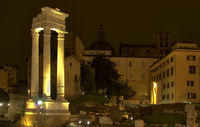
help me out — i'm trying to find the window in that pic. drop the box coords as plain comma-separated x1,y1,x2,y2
170,57,174,62
159,73,161,80
141,73,145,80
74,75,78,82
129,61,132,67
162,95,165,100
116,61,120,66
166,59,169,65
167,83,170,88
167,94,170,100
167,69,169,77
188,93,196,99
172,93,174,99
141,62,145,67
163,62,165,67
163,84,166,89
163,71,165,79
70,62,72,67
129,73,133,79
189,66,196,74
187,81,194,86
171,81,174,87
187,55,196,61
171,67,174,75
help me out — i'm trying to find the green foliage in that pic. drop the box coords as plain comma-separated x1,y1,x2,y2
0,88,9,102
81,62,96,93
69,94,109,114
90,55,119,92
141,113,186,126
90,55,135,99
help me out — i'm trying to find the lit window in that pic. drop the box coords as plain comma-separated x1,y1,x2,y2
189,66,196,74
187,81,194,86
188,93,196,99
187,55,196,61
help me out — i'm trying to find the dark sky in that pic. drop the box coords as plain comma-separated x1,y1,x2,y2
1,0,200,80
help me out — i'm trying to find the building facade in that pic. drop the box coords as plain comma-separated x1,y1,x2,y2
83,25,158,103
149,42,200,104
0,65,18,92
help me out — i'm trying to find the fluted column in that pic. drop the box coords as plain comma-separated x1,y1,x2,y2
31,29,39,99
43,27,51,100
57,32,65,100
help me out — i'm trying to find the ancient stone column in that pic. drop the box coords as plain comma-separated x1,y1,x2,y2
43,27,51,99
57,32,65,100
31,29,39,99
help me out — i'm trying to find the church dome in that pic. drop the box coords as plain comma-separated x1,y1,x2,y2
89,25,115,54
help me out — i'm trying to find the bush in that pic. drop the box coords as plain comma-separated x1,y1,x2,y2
69,94,109,114
141,113,186,126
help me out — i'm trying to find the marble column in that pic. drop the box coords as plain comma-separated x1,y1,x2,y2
43,27,51,99
57,32,65,100
31,29,39,99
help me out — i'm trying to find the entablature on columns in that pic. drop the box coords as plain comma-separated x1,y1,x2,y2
32,7,69,32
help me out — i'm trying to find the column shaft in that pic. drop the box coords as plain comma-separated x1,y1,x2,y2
31,30,39,99
43,28,51,99
57,32,65,100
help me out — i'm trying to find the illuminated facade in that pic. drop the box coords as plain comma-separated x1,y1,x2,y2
149,42,200,104
83,25,158,104
0,65,18,92
24,7,73,127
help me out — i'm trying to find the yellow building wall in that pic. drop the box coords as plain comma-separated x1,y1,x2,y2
65,56,81,100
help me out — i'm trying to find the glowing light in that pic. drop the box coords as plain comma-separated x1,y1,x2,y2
35,27,44,32
152,82,157,104
37,100,43,105
0,103,3,106
27,101,36,109
78,121,82,124
87,121,90,125
7,103,10,106
25,112,34,115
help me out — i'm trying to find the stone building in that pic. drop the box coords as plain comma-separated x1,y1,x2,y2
0,65,18,92
83,25,158,103
149,42,200,104
119,32,171,58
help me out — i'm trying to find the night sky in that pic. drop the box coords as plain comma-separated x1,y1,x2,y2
1,0,200,80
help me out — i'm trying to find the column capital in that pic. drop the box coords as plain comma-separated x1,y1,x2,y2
58,32,65,38
31,29,39,36
43,27,51,36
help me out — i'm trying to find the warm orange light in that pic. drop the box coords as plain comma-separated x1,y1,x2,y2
26,101,36,109
152,82,157,104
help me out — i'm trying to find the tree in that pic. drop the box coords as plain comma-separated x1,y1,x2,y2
81,62,96,94
90,55,135,100
90,55,120,96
